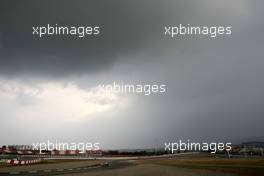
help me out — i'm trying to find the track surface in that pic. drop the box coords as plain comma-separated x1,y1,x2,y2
0,160,134,176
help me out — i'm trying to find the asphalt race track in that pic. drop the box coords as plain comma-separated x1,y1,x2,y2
0,160,134,176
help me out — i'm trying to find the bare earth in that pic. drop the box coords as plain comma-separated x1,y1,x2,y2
60,164,236,176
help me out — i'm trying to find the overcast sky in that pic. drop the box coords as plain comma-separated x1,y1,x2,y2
0,0,264,149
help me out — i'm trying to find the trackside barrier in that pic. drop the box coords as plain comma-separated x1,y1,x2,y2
6,159,41,165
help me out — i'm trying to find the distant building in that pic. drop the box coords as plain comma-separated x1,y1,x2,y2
242,141,264,148
51,150,102,157
1,145,102,157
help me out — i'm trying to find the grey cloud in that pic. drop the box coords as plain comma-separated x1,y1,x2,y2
0,0,253,78
0,0,169,77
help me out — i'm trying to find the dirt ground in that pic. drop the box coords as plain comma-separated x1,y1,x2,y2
60,164,237,176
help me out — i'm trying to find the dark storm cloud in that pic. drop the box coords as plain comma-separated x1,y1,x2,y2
0,0,176,77
0,0,246,78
